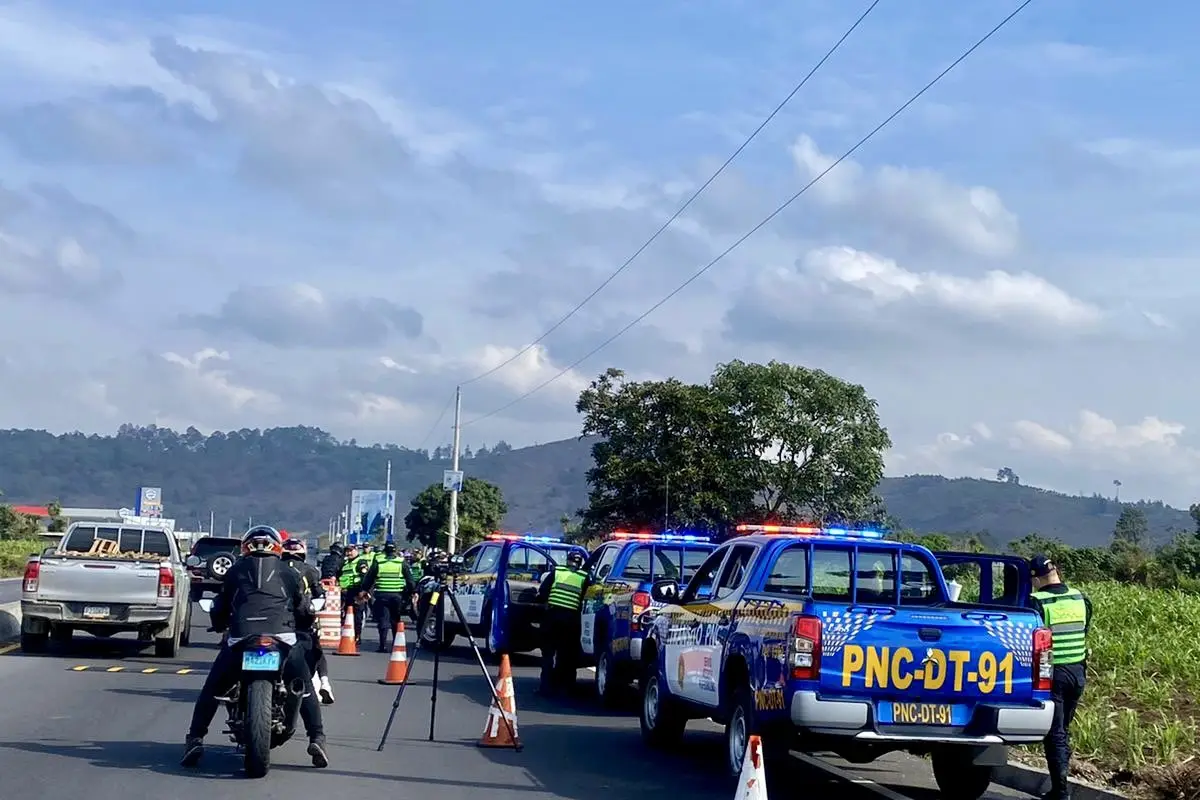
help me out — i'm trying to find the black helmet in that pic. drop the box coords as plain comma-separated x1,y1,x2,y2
281,539,307,561
383,542,397,556
329,542,344,554
566,550,584,568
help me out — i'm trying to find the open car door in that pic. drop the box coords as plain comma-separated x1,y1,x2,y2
933,552,1033,608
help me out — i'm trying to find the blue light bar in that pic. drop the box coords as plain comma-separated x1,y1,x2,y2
735,524,885,540
609,531,712,543
488,533,564,544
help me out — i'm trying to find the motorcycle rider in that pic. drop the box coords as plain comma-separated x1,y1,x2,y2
181,525,329,769
361,542,418,651
320,542,345,581
535,549,588,695
337,543,367,643
281,538,335,704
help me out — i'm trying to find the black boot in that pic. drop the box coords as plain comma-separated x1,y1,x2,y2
180,735,204,767
307,734,329,768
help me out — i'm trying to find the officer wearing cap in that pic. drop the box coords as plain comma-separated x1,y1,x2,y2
1030,554,1093,800
361,542,417,652
535,549,588,695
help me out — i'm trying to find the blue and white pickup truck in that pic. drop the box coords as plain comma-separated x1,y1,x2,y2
579,532,716,704
638,525,1054,800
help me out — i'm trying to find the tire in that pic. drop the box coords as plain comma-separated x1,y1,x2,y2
208,554,235,582
180,606,192,647
725,684,791,791
243,679,273,779
639,663,687,747
595,647,622,707
931,749,994,800
50,625,73,645
155,625,180,658
21,630,48,653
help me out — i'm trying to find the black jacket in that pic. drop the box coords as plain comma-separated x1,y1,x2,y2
320,551,345,581
210,553,312,639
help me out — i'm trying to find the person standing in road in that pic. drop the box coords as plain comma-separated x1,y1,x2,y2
281,537,335,704
535,550,588,695
320,542,345,581
1030,554,1093,800
338,543,366,644
361,542,417,652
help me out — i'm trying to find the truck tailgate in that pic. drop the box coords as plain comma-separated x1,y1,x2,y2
820,605,1040,720
36,557,163,605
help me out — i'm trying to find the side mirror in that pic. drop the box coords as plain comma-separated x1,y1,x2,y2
311,598,326,612
649,579,679,604
198,598,214,612
185,555,202,568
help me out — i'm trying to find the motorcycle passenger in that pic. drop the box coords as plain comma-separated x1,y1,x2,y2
337,543,367,644
281,538,335,705
535,549,587,695
181,525,329,769
320,542,345,581
361,542,418,652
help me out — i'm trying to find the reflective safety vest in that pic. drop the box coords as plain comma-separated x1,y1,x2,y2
375,557,407,592
1033,588,1088,665
547,567,586,611
339,555,364,589
410,561,424,581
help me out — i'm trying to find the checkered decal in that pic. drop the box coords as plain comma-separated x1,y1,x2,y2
817,610,879,658
973,618,1036,667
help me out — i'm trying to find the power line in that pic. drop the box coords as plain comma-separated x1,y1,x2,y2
463,0,1035,428
460,0,884,388
413,391,456,452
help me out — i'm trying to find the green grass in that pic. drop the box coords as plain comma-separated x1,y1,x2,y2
0,537,41,578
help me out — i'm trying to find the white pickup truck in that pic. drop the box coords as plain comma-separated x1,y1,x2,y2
20,521,193,657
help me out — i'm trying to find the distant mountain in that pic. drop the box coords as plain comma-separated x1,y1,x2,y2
0,425,1190,546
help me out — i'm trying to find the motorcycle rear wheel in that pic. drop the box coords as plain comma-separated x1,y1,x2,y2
243,679,273,778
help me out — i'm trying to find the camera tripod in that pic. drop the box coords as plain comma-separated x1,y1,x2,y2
376,575,522,752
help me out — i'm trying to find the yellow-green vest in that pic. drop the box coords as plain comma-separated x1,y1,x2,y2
375,557,407,592
1033,588,1088,665
548,567,586,611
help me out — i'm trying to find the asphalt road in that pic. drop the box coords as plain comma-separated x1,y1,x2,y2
0,608,1033,800
0,578,20,604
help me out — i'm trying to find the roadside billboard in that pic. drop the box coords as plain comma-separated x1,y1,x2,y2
136,487,163,518
349,489,396,545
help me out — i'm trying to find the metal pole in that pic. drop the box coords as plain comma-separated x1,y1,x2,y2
210,510,215,536
385,459,393,543
448,386,462,554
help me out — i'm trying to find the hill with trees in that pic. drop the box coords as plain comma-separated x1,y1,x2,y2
0,422,1192,546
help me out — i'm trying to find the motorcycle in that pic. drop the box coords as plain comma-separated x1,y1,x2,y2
197,597,326,778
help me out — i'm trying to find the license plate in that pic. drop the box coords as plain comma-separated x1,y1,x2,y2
878,702,964,726
242,650,281,671
83,605,110,619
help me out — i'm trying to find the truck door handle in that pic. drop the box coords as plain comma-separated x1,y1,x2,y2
962,612,1008,621
918,627,942,642
848,606,895,617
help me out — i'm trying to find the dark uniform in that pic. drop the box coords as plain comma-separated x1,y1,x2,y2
1030,554,1092,800
182,527,328,769
337,548,368,642
536,560,587,694
283,547,331,689
361,545,416,651
320,544,344,581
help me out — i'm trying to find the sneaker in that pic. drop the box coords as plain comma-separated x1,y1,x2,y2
319,676,335,705
307,735,330,768
180,736,204,767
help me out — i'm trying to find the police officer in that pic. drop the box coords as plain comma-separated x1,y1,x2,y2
361,542,417,651
337,543,367,643
182,525,329,769
535,550,587,695
281,538,335,704
1030,554,1093,800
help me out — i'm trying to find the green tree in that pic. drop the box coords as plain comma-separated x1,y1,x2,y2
0,490,40,540
1190,502,1200,538
710,360,891,523
576,368,752,534
1111,506,1150,582
46,500,66,533
403,477,508,548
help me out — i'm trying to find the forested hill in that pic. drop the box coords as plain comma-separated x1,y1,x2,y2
0,425,1190,546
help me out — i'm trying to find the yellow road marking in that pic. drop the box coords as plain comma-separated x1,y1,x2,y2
72,665,89,671
177,668,193,674
106,666,124,672
66,665,205,675
142,668,158,674
0,643,18,656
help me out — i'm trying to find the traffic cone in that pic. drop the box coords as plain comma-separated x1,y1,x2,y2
478,654,520,748
735,735,769,800
334,605,359,656
377,621,409,684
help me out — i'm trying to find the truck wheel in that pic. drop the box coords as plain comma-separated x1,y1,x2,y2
155,626,180,658
931,750,994,800
50,625,73,645
595,648,622,708
639,665,686,747
180,606,192,647
20,631,48,653
726,684,791,789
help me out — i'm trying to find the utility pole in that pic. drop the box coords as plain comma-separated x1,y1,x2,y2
227,519,233,536
448,385,463,554
209,510,215,536
385,459,393,543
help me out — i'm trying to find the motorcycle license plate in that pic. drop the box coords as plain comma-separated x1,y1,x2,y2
242,650,281,671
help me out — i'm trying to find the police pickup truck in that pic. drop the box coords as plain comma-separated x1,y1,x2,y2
638,525,1054,800
434,534,589,657
580,531,716,705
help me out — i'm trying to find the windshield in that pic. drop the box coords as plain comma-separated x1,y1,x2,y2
547,544,583,564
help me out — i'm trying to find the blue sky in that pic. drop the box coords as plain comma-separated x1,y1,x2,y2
1,0,1199,506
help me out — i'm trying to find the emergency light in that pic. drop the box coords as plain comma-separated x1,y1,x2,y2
735,524,885,540
608,531,713,543
487,533,564,544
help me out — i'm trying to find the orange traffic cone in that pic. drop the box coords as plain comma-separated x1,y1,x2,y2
478,654,521,749
735,734,769,799
377,622,409,684
334,605,359,656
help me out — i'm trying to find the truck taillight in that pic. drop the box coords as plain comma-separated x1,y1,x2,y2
23,561,40,593
789,615,822,680
631,591,652,632
1032,627,1053,691
158,566,176,599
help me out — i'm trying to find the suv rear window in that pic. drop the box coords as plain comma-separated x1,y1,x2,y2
546,545,582,565
192,538,242,558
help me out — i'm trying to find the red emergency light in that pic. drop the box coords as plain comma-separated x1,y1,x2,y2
609,531,712,543
736,524,823,535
